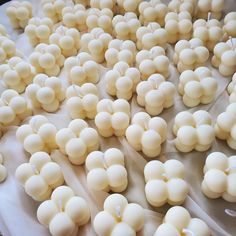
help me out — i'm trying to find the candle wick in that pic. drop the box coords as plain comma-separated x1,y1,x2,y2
31,164,39,175
229,36,234,49
226,166,236,173
58,199,63,212
144,120,149,130
207,12,211,22
102,155,107,169
115,205,121,221
106,100,113,114
161,173,168,181
182,228,195,236
225,209,236,217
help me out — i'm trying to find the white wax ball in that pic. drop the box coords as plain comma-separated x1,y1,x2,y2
177,126,197,146
187,218,210,236
104,148,124,166
39,53,56,69
25,175,48,197
65,138,86,158
0,106,15,124
95,112,112,129
24,134,44,154
56,128,76,148
38,123,57,143
111,112,129,130
68,119,88,136
179,49,196,65
111,222,135,236
165,160,185,179
16,125,33,143
141,130,161,150
9,96,27,114
154,223,180,236
205,152,228,171
125,124,144,145
107,165,127,189
87,168,108,191
144,160,164,181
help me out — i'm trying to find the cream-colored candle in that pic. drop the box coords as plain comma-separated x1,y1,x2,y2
90,0,115,10
223,12,236,39
0,36,18,64
0,153,7,183
168,0,196,15
227,72,236,103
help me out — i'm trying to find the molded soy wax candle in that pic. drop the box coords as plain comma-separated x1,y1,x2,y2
64,52,100,85
56,119,99,165
95,99,130,137
66,83,99,119
136,74,175,116
223,12,236,39
0,89,32,126
126,112,167,158
0,153,7,183
0,36,18,64
227,73,236,103
105,61,140,100
168,0,196,15
173,110,215,152
93,194,144,236
178,67,218,107
6,1,32,29
26,74,65,112
154,206,210,236
201,152,236,202
37,186,90,236
90,0,115,10
144,160,188,207
16,115,58,154
15,152,64,201
86,148,128,192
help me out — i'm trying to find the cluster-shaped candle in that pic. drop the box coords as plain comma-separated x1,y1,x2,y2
201,152,236,202
178,67,218,107
90,0,114,10
136,22,168,50
86,148,128,192
0,89,32,126
37,186,90,236
86,8,113,34
164,11,192,44
212,38,236,77
168,0,196,15
173,110,215,152
15,152,64,201
144,160,188,207
41,0,65,23
0,36,17,64
0,153,7,183
49,26,80,57
193,18,223,51
95,99,130,137
25,17,54,46
64,52,100,85
112,12,141,41
29,43,65,76
0,56,35,93
223,12,236,39
173,38,209,73
196,0,224,20
215,103,236,150
81,28,112,63
56,119,99,165
126,112,167,158
105,39,136,67
93,194,144,236
153,206,210,236
105,61,140,100
26,74,65,112
136,74,175,116
62,4,87,31
136,46,170,80
66,83,99,119
16,115,58,154
116,0,141,14
0,24,7,37
138,0,168,26
227,73,236,103
6,1,32,29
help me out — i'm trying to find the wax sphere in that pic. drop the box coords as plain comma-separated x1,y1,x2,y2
223,12,236,39
168,0,195,15
0,36,18,64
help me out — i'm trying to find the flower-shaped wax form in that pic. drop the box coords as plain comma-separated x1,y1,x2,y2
95,99,130,137
173,110,215,152
0,36,18,64
144,160,188,207
86,148,128,192
15,152,64,201
153,206,210,236
136,23,168,50
116,0,141,14
49,26,80,57
26,74,65,113
90,0,115,10
223,12,236,39
0,153,7,183
138,0,168,26
173,38,209,73
80,28,112,63
164,11,193,44
201,152,236,202
0,24,7,37
211,38,236,77
105,61,140,100
215,103,236,150
25,17,54,47
112,12,141,41
86,8,113,34
105,39,137,67
0,89,32,126
16,115,58,154
126,112,167,158
227,73,236,103
178,67,218,107
136,46,170,80
56,119,99,165
193,18,223,51
64,52,100,85
41,0,65,23
6,1,32,29
93,194,144,236
37,186,90,236
195,0,224,20
62,4,87,31
29,43,65,76
0,57,35,93
168,0,196,15
136,74,175,116
66,83,99,119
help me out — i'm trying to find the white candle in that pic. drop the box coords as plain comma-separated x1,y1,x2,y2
0,153,7,183
0,36,17,64
227,72,236,103
168,0,196,15
223,12,236,39
90,0,114,10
